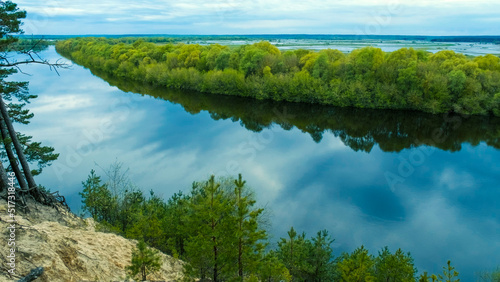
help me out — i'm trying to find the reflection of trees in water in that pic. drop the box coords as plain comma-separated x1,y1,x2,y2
90,68,500,153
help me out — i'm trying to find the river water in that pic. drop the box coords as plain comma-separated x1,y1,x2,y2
10,47,500,280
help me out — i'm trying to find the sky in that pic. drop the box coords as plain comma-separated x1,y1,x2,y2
15,0,500,35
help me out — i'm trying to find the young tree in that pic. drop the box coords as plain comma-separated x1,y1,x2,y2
309,230,335,281
259,251,292,282
419,272,431,282
374,247,417,282
233,173,267,280
277,227,313,281
334,245,376,282
183,175,235,282
438,260,460,282
164,190,190,257
127,240,162,281
276,228,335,281
126,190,167,248
79,169,116,222
182,174,268,281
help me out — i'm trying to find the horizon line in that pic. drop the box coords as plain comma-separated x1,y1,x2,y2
18,33,500,38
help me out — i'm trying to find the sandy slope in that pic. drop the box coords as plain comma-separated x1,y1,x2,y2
0,199,184,282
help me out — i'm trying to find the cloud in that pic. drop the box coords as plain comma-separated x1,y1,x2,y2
437,168,476,191
14,0,500,35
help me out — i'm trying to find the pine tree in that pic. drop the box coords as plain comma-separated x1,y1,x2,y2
183,175,234,282
164,190,190,257
374,247,417,282
259,251,292,282
126,240,162,281
182,174,268,281
309,230,335,281
419,272,431,282
234,173,267,280
0,1,64,203
277,227,313,281
334,245,376,282
79,170,116,223
438,260,460,282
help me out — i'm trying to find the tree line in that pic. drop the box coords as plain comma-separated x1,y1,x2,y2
80,165,474,281
56,37,500,117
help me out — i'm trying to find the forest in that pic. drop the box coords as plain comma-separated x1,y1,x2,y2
56,37,500,117
80,167,476,282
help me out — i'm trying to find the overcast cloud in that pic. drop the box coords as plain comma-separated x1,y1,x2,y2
15,0,500,35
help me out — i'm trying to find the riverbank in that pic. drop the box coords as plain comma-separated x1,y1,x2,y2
56,37,500,117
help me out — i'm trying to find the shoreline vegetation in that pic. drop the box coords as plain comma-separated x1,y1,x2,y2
56,37,500,117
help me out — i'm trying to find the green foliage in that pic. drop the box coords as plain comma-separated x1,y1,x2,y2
308,230,335,281
334,246,376,282
277,227,312,281
258,251,292,282
233,174,267,279
126,240,162,281
78,168,478,282
419,272,432,282
79,169,116,222
182,174,268,281
183,175,235,281
56,37,500,117
0,1,26,52
17,133,58,176
80,169,268,282
276,227,335,281
374,247,417,282
492,93,500,116
437,260,460,282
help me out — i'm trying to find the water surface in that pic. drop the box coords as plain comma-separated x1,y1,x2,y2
11,47,500,280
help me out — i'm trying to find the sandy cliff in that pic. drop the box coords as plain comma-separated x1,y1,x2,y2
0,199,184,282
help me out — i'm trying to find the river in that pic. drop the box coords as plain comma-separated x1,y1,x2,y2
10,47,500,280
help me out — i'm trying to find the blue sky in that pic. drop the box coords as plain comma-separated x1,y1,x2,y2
16,0,500,35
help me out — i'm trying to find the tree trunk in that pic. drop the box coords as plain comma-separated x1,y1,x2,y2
238,186,243,280
290,237,294,282
0,96,37,190
141,264,146,281
210,182,218,282
0,113,28,190
213,240,218,282
212,211,218,282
